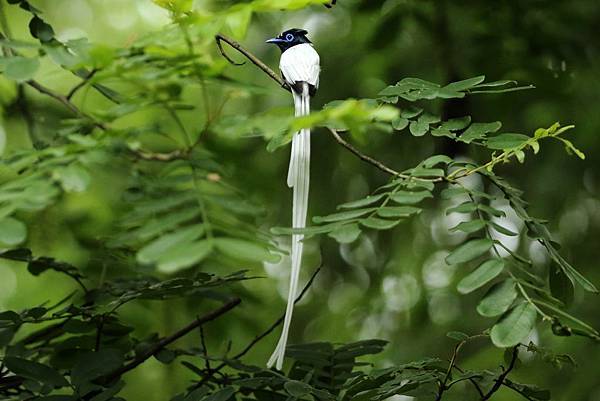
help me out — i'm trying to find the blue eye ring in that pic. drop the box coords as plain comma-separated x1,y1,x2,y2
285,33,294,42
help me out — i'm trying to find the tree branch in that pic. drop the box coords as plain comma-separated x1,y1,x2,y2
103,297,241,382
452,364,485,398
481,346,520,400
189,266,322,390
435,334,488,400
215,34,290,92
25,80,107,130
66,69,98,100
327,128,402,177
213,33,425,181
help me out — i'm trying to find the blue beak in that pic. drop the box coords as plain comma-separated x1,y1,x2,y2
266,38,284,44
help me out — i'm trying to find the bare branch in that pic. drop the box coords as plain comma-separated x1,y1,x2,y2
327,128,402,177
215,34,290,91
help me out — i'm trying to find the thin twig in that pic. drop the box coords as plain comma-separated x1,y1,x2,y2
215,34,290,92
435,334,488,400
26,80,107,130
234,265,322,361
66,69,98,100
481,346,519,400
199,326,211,372
190,266,322,390
103,298,241,382
501,381,536,401
327,128,402,177
452,364,485,398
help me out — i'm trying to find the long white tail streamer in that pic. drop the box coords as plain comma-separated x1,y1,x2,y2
268,83,311,370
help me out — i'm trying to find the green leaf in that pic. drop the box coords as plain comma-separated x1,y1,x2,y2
71,349,124,387
444,75,485,91
338,194,385,209
421,155,453,168
504,382,550,401
203,387,235,401
446,331,469,341
409,120,428,136
0,217,27,245
4,357,68,388
4,56,40,81
155,349,176,364
441,187,468,200
549,270,574,307
446,238,493,265
29,16,55,43
53,164,90,193
360,217,400,230
491,302,538,347
446,201,477,214
459,122,502,143
478,204,506,218
477,279,518,317
450,219,486,234
328,223,361,243
392,117,408,130
410,167,445,177
284,380,312,397
558,137,586,160
156,240,214,273
489,222,518,236
431,127,454,138
89,381,125,401
137,225,205,265
486,133,530,150
390,190,432,204
313,208,376,223
271,224,341,236
400,107,423,118
441,116,471,131
214,238,280,263
377,206,421,218
457,259,505,294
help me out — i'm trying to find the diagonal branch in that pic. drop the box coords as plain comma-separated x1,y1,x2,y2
481,346,520,400
103,297,241,383
66,69,98,100
26,80,107,130
188,266,322,390
328,127,401,177
216,34,290,92
213,33,415,180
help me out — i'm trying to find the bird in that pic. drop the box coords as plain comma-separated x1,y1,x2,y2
265,28,320,370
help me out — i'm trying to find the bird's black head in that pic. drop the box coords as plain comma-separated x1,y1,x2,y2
266,28,311,52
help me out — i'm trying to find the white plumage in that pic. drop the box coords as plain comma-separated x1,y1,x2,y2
267,42,320,371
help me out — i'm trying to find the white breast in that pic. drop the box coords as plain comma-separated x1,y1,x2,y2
279,43,320,88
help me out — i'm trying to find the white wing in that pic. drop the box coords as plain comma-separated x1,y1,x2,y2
279,43,320,88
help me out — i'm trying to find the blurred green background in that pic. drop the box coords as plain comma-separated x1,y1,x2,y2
1,0,599,400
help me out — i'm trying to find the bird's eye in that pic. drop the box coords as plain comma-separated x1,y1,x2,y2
285,33,294,42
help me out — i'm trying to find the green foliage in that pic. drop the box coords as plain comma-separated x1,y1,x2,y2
0,1,596,400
